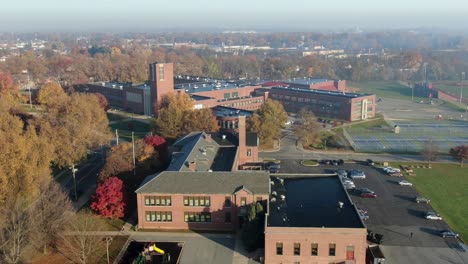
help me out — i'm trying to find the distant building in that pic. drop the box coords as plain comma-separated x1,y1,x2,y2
75,62,376,121
265,175,367,264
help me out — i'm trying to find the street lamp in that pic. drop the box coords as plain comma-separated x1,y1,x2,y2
105,236,113,264
70,164,78,201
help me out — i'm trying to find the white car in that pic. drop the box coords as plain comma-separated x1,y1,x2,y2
398,180,413,186
383,167,401,173
425,212,442,220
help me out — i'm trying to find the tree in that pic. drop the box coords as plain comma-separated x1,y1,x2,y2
450,145,468,167
184,109,219,133
143,135,169,162
91,177,126,219
248,99,288,148
58,212,106,264
154,93,193,139
35,93,112,168
241,202,265,252
293,109,321,146
93,93,109,111
422,139,439,162
0,199,30,264
29,180,73,254
37,82,67,106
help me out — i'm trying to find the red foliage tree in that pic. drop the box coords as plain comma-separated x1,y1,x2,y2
93,93,109,111
450,145,468,167
143,135,168,162
91,177,126,219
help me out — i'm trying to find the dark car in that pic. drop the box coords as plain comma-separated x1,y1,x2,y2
320,159,331,165
337,159,344,165
368,230,384,244
366,159,375,166
331,160,339,165
440,230,460,238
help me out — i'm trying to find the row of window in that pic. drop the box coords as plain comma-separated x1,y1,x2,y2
144,196,254,208
220,99,263,108
145,211,233,223
276,242,354,257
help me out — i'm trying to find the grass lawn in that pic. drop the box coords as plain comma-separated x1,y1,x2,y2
392,162,468,241
349,81,426,101
109,119,151,141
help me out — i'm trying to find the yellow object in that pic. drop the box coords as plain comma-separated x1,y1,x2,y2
153,244,165,254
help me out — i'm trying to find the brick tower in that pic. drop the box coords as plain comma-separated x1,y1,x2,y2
149,62,174,115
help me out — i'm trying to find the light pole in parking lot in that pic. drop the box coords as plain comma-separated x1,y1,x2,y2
461,72,465,104
70,164,78,201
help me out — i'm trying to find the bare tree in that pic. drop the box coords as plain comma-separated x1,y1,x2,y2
293,109,321,146
0,199,30,264
29,180,73,254
422,139,439,162
58,212,106,264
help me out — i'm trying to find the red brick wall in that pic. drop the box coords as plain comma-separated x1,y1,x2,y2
137,191,266,231
265,226,367,264
150,63,175,114
191,85,260,99
198,96,265,111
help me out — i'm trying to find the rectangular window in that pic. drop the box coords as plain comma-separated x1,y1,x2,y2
224,197,232,207
183,196,210,207
159,65,164,80
247,149,252,157
232,92,239,98
225,212,231,223
276,242,283,255
145,211,172,222
312,243,318,256
184,212,211,223
329,243,336,256
240,197,247,206
144,196,171,206
346,245,354,260
294,243,301,256
224,93,231,99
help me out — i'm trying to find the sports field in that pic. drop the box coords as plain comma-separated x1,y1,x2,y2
344,120,468,153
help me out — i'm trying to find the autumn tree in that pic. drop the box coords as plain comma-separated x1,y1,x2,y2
91,177,126,219
58,212,106,264
248,99,288,148
450,145,468,167
35,93,111,169
93,93,109,111
154,92,193,139
0,199,30,264
293,109,321,146
29,180,73,254
143,135,169,162
37,82,67,106
184,108,219,133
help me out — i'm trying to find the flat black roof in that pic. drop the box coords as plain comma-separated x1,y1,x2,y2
268,176,364,228
271,87,373,99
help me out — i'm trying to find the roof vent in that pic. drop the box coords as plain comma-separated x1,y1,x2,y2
280,195,286,201
102,82,106,86
222,134,226,140
207,169,213,172
338,201,344,208
271,191,277,196
270,197,276,202
112,84,116,88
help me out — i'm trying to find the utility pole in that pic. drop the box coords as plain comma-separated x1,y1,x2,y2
71,164,78,201
461,72,465,104
115,129,119,145
132,132,136,176
27,75,32,109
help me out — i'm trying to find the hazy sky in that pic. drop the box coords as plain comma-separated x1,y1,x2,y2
2,0,468,31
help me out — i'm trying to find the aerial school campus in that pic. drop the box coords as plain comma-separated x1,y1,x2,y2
76,62,468,264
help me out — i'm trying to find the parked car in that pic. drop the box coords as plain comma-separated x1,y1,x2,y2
425,212,442,220
320,159,331,165
383,167,400,174
343,182,355,190
398,180,413,186
389,172,404,177
366,159,375,166
359,211,369,220
367,230,384,244
349,169,366,179
337,159,344,165
331,160,339,165
440,230,460,238
336,169,348,177
357,187,375,194
414,197,430,203
361,192,377,198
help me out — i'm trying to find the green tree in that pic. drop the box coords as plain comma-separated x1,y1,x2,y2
248,99,287,148
241,202,265,252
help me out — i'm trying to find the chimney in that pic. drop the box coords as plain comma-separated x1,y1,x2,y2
188,161,196,171
238,116,246,150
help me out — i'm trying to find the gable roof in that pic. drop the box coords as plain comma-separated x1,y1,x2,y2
136,171,269,195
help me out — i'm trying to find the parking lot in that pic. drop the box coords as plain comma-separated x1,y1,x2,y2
277,160,463,250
